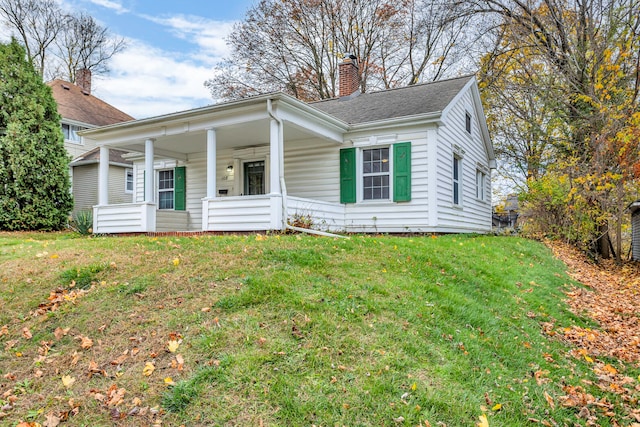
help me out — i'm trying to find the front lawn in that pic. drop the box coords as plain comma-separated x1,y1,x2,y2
0,233,637,426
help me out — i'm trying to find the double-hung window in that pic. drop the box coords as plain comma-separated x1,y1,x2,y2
62,123,84,144
476,169,485,201
125,168,134,193
340,142,411,204
158,169,174,210
362,147,390,200
453,155,462,205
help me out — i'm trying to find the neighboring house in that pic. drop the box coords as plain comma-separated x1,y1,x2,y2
631,200,640,261
82,56,496,234
47,69,134,214
492,194,519,229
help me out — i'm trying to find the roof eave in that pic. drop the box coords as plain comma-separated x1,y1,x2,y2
348,112,443,132
79,92,349,138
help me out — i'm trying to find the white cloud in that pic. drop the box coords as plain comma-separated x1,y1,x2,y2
92,40,215,119
87,0,129,14
140,14,234,65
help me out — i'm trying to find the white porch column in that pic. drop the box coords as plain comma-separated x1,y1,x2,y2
144,139,155,202
206,128,217,199
98,145,109,205
269,117,282,195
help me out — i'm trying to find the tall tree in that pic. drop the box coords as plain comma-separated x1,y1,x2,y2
0,39,73,230
0,0,125,81
206,0,472,101
471,0,640,258
53,12,126,83
0,0,66,76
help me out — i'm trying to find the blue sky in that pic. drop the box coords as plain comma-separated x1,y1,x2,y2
62,0,256,118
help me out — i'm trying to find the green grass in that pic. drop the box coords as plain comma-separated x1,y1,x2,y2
0,232,635,426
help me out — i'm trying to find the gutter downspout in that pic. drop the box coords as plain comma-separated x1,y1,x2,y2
267,99,348,239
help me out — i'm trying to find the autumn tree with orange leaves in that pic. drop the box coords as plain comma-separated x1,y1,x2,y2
474,0,640,260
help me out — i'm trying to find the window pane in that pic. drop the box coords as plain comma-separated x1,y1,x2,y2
126,169,133,192
453,157,459,180
159,170,174,190
453,183,459,205
158,191,174,209
363,174,389,200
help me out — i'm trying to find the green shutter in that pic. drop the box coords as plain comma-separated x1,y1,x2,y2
340,148,356,203
174,166,186,211
393,142,411,202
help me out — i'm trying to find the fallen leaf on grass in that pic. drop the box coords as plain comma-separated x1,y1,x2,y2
492,403,502,411
172,258,180,266
477,414,489,427
164,377,175,386
53,327,70,340
143,362,155,376
167,340,180,353
43,412,60,427
0,325,8,336
76,335,93,350
61,375,75,388
22,328,33,339
544,391,555,409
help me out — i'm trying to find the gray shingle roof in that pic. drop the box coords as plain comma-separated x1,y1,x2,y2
312,75,474,124
70,147,132,165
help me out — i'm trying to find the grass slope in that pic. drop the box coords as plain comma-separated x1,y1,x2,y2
0,233,635,426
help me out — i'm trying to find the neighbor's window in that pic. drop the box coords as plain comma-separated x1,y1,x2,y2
453,155,461,205
62,123,85,143
362,147,390,200
125,168,134,193
465,112,472,134
476,169,485,200
158,169,174,209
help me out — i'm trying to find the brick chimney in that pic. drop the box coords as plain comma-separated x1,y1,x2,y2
339,53,360,98
76,68,92,95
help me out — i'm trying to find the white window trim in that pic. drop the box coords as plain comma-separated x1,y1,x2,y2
453,155,462,207
124,168,134,194
357,145,393,203
61,122,85,145
157,168,175,210
241,158,268,196
476,169,485,201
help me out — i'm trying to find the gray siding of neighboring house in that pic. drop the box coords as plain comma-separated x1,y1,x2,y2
72,164,132,214
633,210,640,261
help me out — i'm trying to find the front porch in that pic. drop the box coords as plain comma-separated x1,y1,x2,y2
87,95,348,234
93,195,347,234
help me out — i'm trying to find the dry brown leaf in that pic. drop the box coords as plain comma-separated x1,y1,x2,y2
79,336,93,350
543,391,555,409
22,327,32,340
43,412,61,427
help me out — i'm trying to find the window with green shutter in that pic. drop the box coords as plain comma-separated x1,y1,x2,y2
340,148,356,203
174,166,186,211
340,143,411,203
393,142,411,202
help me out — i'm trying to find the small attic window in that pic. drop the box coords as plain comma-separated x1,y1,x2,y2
61,84,70,90
465,111,472,134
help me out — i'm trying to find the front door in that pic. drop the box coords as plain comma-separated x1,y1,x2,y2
244,161,265,195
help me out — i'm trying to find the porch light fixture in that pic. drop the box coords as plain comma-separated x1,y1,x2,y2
226,165,234,172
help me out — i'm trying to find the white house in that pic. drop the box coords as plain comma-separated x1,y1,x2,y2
83,57,495,234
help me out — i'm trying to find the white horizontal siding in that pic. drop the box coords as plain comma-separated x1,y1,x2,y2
156,211,189,232
94,203,149,233
340,132,431,233
284,139,340,202
204,195,279,231
435,90,492,233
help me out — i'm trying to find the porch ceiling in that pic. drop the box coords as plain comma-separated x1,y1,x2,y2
114,118,329,158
